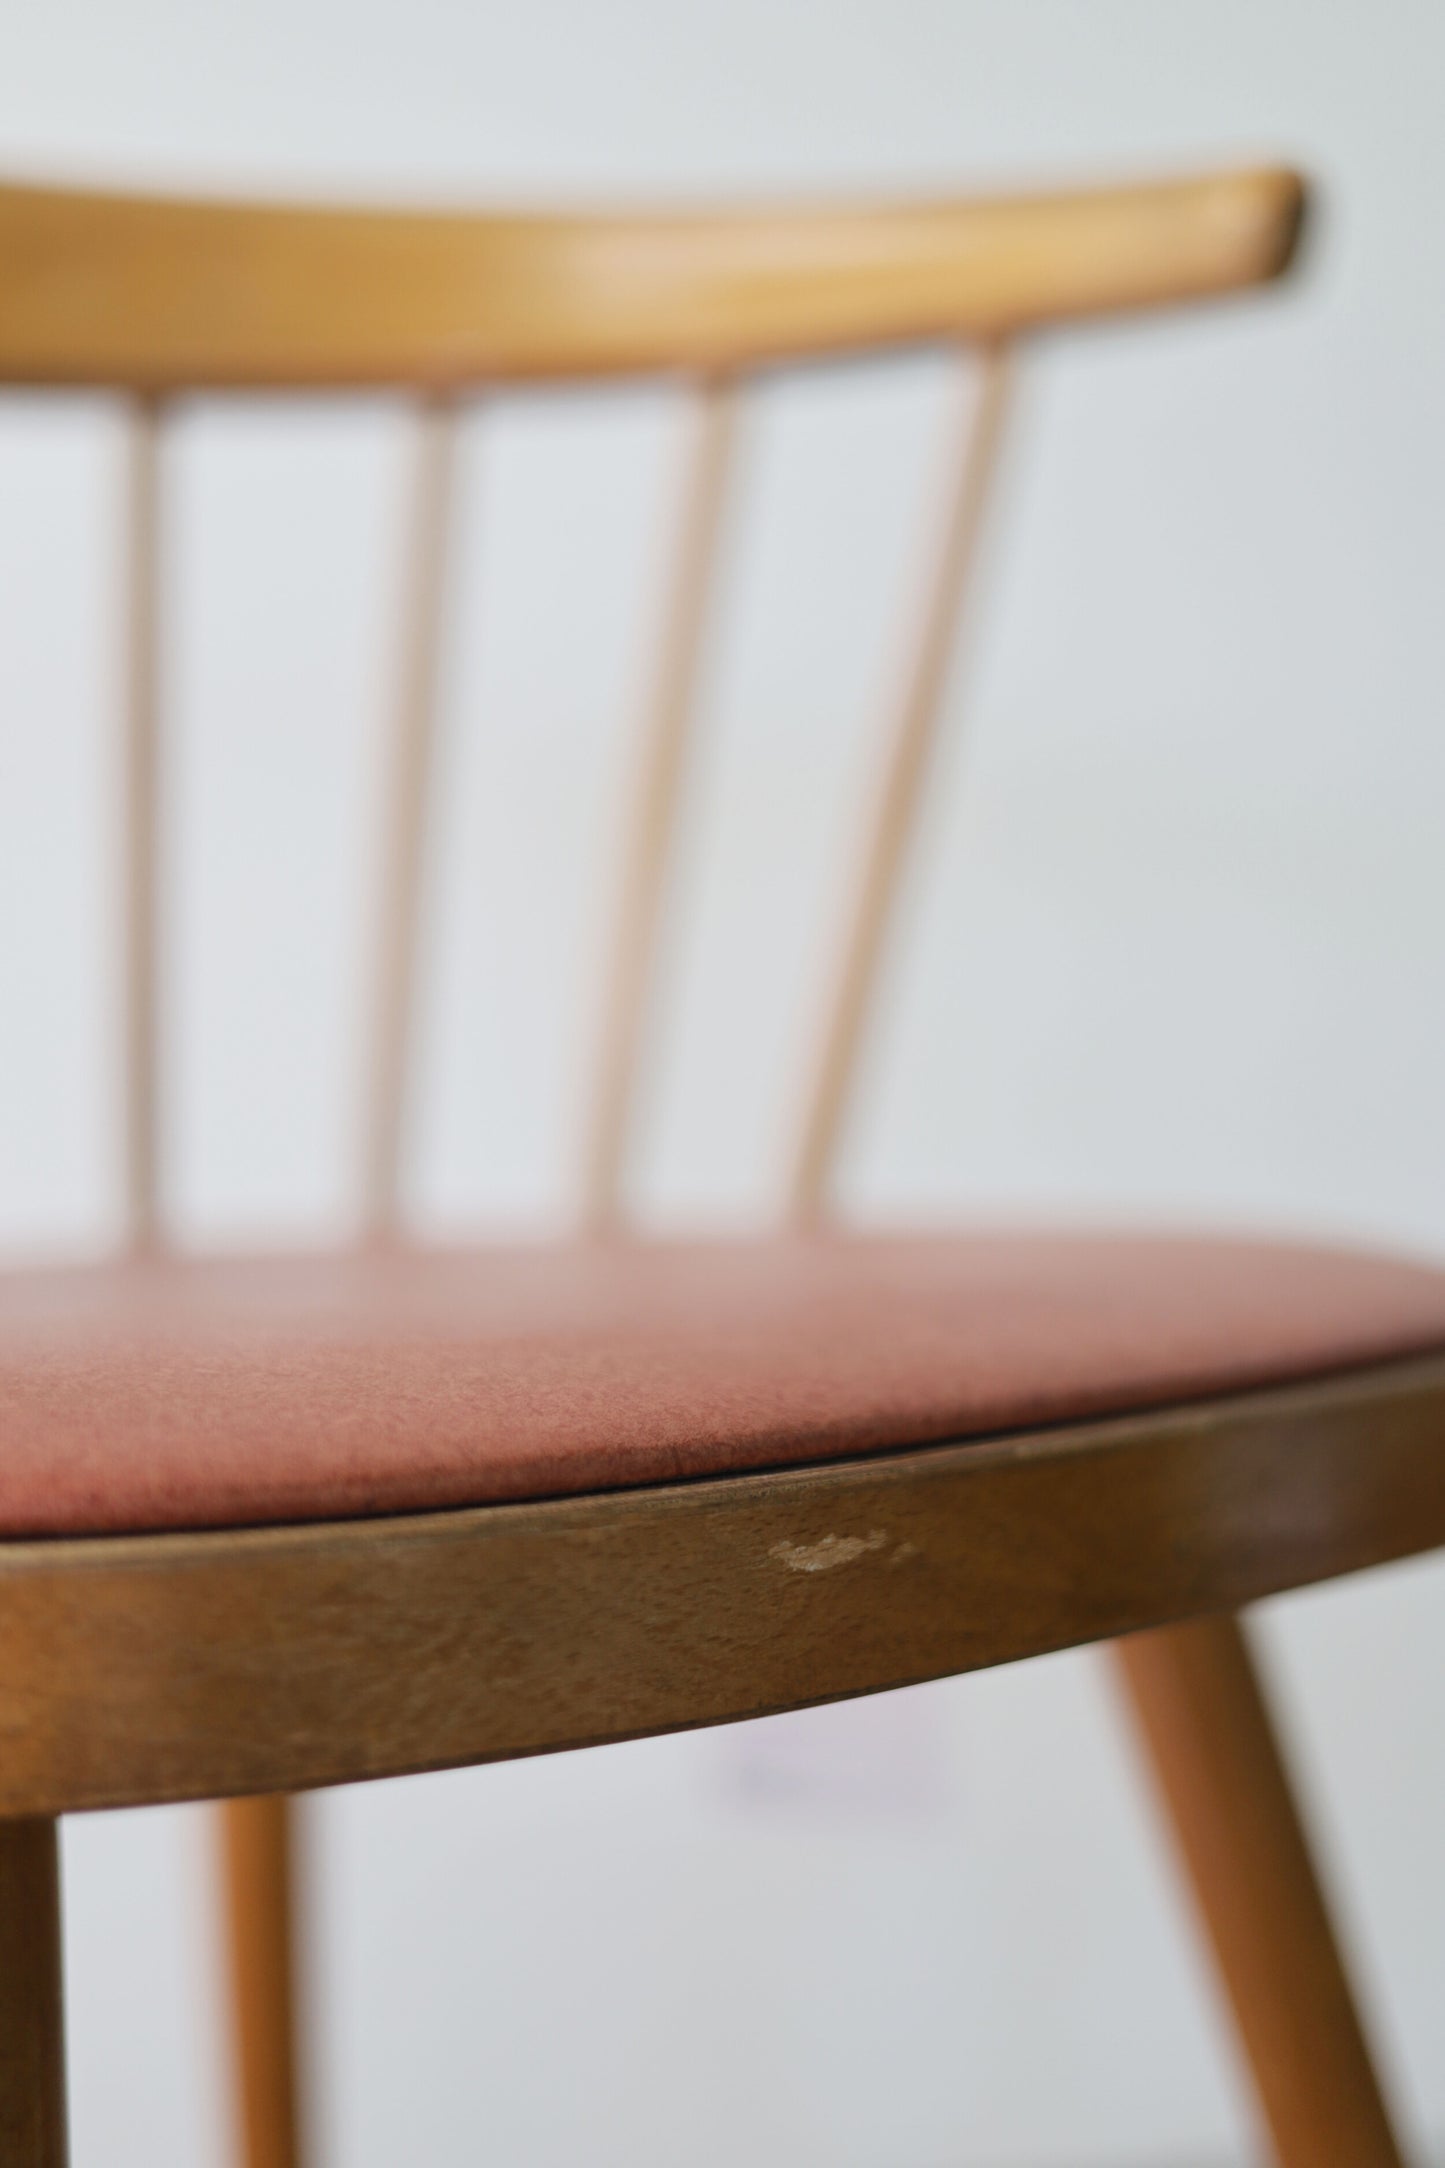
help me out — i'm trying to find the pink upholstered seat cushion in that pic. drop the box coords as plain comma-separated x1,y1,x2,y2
2,1230,1444,1538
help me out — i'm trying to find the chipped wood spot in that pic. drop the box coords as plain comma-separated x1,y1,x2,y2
770,1529,889,1575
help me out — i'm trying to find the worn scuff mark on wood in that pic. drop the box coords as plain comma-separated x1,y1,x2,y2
769,1529,890,1575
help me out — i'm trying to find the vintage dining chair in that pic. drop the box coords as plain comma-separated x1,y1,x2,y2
1,163,1443,2168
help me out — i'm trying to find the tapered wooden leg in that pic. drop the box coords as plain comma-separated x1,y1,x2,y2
0,1817,68,2168
1114,1612,1403,2168
220,1795,303,2168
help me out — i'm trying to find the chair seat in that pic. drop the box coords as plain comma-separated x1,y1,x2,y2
4,1229,1445,1540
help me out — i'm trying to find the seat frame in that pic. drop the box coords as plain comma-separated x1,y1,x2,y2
0,1354,1440,1819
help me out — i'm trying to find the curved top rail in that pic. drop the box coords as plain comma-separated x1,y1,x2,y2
0,165,1305,390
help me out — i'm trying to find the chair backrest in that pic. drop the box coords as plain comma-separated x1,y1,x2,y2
0,166,1305,1250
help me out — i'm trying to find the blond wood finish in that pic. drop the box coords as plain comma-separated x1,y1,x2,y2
0,1819,67,2168
220,1797,302,2168
0,152,1368,2168
584,381,737,1225
0,169,1304,390
1117,1616,1404,2168
0,1355,1439,1820
364,397,459,1234
122,397,163,1248
791,343,1013,1216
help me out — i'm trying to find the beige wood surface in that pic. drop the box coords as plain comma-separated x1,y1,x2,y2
0,1818,68,2167
791,342,1013,1217
1118,1616,1405,2168
0,1354,1439,1821
122,396,163,1249
0,168,1304,389
363,397,459,1234
583,379,737,1225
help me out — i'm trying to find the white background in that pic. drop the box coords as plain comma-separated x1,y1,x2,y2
0,2,1442,2163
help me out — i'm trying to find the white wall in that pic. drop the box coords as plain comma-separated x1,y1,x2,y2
1,2,1442,2162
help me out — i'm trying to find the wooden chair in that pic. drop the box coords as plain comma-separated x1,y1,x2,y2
0,164,1441,2168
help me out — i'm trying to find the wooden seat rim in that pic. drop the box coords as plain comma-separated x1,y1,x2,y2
0,1348,1440,1821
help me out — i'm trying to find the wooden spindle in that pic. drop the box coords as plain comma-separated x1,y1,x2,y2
364,395,459,1237
582,378,738,1230
122,395,164,1249
789,344,1014,1222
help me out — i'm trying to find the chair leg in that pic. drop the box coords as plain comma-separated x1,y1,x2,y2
0,1816,68,2168
220,1794,303,2168
1113,1612,1404,2168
